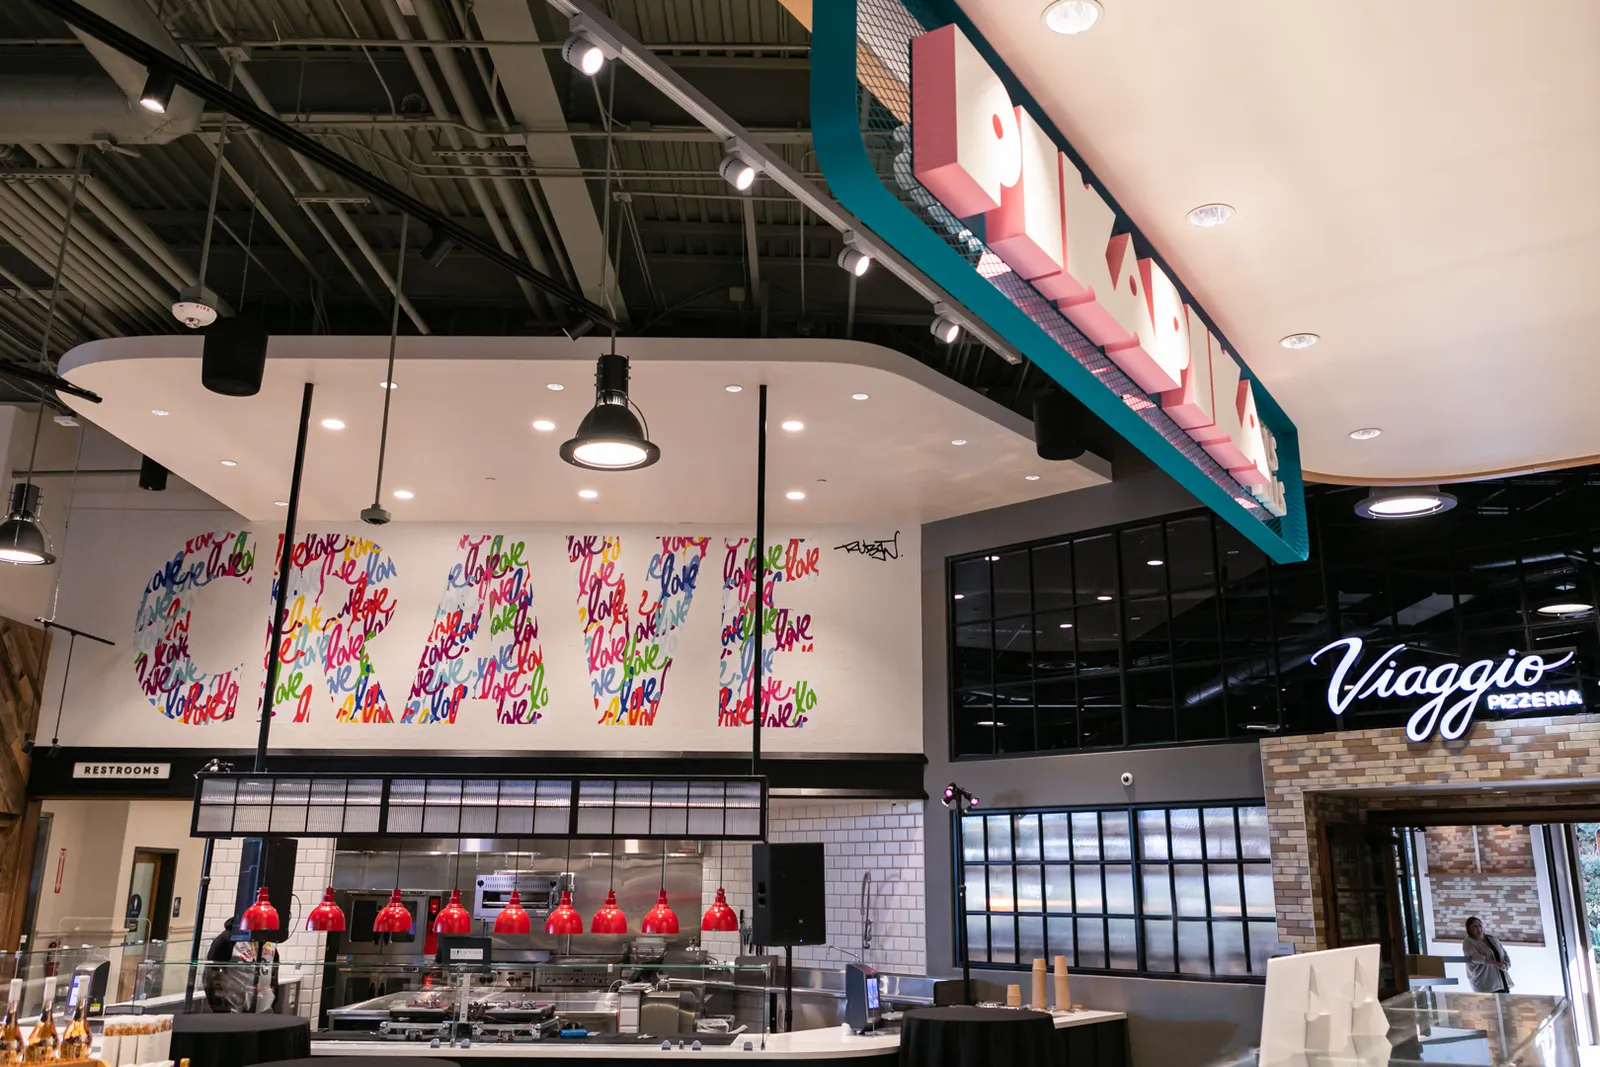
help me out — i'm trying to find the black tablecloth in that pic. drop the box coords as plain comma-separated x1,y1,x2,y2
170,1014,311,1067
899,1006,1058,1067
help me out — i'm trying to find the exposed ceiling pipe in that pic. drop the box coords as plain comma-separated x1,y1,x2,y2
8,177,172,307
0,187,149,332
377,0,545,317
0,261,121,340
62,0,201,126
0,74,193,145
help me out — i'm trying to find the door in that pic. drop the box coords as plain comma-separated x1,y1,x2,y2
1322,823,1408,995
125,850,176,942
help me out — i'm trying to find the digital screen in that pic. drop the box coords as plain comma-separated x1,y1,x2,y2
865,978,879,1011
67,975,85,1010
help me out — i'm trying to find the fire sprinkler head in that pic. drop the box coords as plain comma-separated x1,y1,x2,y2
172,283,231,329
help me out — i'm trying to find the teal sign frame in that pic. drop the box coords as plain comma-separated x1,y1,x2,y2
811,0,1308,564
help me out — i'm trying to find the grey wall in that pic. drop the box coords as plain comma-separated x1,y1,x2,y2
921,464,1269,1067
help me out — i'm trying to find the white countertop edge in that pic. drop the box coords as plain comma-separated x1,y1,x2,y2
307,1011,1128,1059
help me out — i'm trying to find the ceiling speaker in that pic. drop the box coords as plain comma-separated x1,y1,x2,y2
202,318,268,397
138,455,168,492
1033,392,1087,461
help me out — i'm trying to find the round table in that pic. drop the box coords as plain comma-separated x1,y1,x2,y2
170,1014,311,1067
898,1006,1058,1067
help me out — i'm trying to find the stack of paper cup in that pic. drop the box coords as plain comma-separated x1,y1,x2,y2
1031,958,1047,1009
1053,956,1070,1010
100,1015,174,1066
1005,984,1021,1007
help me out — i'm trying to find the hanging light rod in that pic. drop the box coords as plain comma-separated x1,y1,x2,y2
0,362,101,404
25,0,618,334
33,617,114,646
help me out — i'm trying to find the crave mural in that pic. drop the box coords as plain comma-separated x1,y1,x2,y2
131,529,854,733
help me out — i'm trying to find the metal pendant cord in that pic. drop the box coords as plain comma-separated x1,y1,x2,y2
368,165,415,510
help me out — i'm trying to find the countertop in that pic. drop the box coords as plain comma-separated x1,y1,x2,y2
304,1010,1128,1060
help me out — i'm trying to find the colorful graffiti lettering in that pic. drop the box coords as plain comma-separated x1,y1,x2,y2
133,530,255,724
718,537,819,729
404,534,548,724
269,533,400,724
568,535,709,726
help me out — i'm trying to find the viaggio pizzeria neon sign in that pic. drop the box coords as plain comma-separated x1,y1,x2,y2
1311,637,1583,743
910,24,1286,517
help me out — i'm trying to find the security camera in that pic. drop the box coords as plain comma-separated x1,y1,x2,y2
1120,772,1134,787
360,505,392,526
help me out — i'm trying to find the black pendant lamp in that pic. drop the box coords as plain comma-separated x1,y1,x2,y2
560,351,659,471
0,484,55,566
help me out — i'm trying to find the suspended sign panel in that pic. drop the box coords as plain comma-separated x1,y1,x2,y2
812,1,1307,562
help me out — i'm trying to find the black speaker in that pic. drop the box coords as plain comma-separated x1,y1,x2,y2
751,842,826,946
137,455,168,492
1033,392,1087,461
233,837,297,943
202,317,268,397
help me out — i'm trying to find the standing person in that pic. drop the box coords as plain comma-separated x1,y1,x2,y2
1462,916,1513,993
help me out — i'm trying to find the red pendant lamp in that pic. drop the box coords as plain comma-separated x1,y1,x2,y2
240,887,280,935
546,890,584,935
373,887,413,935
592,889,628,934
495,888,532,935
701,843,738,932
435,888,473,936
643,889,679,934
306,887,347,932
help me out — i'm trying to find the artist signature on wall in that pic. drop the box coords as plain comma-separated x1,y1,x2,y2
833,531,901,562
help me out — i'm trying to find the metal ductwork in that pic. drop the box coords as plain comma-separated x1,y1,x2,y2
0,0,200,144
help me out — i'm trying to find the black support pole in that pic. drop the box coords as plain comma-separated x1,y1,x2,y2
255,382,314,773
953,811,971,1004
751,384,767,776
182,836,215,1012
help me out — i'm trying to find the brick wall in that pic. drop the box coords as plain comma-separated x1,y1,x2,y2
700,798,926,973
1259,715,1600,952
1421,825,1542,944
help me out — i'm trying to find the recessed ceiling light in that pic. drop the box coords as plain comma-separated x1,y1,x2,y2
273,500,288,507
986,555,1000,562
150,408,170,417
725,385,743,393
1186,204,1234,228
1025,475,1041,481
953,594,965,600
393,489,414,500
1354,485,1457,520
532,419,556,432
1349,427,1382,441
1096,595,1113,602
380,380,398,389
546,383,564,391
578,489,598,500
1279,333,1320,350
786,490,806,500
1557,583,1577,592
851,392,869,401
320,418,345,430
781,420,804,432
219,459,237,467
1059,622,1073,629
1147,559,1164,567
1537,602,1593,616
1042,0,1102,35
951,439,967,446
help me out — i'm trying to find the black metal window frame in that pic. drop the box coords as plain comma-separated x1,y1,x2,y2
956,799,1274,983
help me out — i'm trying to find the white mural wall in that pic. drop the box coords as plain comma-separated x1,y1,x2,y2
43,507,920,754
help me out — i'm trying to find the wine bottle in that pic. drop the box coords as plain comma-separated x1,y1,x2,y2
0,978,24,1065
20,976,56,1063
57,990,90,1061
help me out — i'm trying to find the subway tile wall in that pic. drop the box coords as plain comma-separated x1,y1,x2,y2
201,837,334,1020
700,799,926,974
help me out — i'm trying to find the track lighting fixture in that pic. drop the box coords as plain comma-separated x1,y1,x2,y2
139,67,176,114
719,147,757,193
562,30,607,76
929,306,963,345
836,233,872,278
941,783,979,812
0,484,55,566
560,351,660,471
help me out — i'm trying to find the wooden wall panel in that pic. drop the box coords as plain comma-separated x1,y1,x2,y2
0,618,49,950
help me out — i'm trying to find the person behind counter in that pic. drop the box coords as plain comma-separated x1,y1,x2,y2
1462,916,1513,993
203,917,280,1013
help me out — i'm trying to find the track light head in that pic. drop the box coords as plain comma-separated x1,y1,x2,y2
561,31,606,76
929,306,962,345
719,149,757,193
563,314,600,342
139,67,176,114
836,246,871,278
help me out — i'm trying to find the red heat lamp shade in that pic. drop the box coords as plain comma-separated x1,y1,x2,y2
545,890,584,935
306,887,347,932
494,889,532,935
373,888,414,935
434,889,473,936
701,888,738,932
591,890,628,934
641,890,679,935
239,887,280,935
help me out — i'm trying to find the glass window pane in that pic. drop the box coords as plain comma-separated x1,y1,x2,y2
1174,663,1227,741
1144,920,1175,972
1036,676,1077,751
1078,674,1123,747
953,691,995,758
1075,535,1116,606
990,915,1016,965
1074,868,1104,913
1166,516,1216,593
1108,918,1138,971
1048,916,1075,964
1101,812,1132,860
1208,865,1243,917
961,816,986,862
1036,612,1077,678
1045,866,1073,912
1170,595,1220,666
986,815,1013,861
1138,810,1170,861
994,684,1036,755
988,866,1016,912
1125,597,1171,669
993,619,1034,684
964,865,987,911
951,558,990,622
1016,866,1043,913
1204,809,1239,859
1239,807,1270,860
1014,814,1041,861
1141,866,1173,916
1033,542,1073,613
1072,812,1101,860
1248,921,1277,974
1170,808,1204,859
1213,922,1249,976
1174,863,1207,918
1019,915,1046,965
1105,866,1135,914
1127,669,1175,745
967,915,989,963
1244,869,1275,918
1178,921,1212,975
993,550,1031,618
953,622,992,690
1075,601,1121,672
1122,526,1167,599
1076,918,1107,969
1041,813,1072,861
